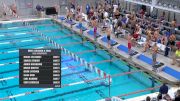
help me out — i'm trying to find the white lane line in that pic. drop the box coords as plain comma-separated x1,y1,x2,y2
7,27,19,29
14,33,26,35
61,67,68,70
21,39,33,42
68,81,84,86
0,35,5,37
0,42,10,45
0,76,18,81
7,50,18,53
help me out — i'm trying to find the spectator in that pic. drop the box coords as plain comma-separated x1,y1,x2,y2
132,24,141,43
175,89,180,101
163,94,172,101
159,83,169,95
143,39,151,52
160,34,167,45
146,96,151,101
157,93,163,101
153,29,160,42
169,33,176,50
170,19,176,34
86,3,90,15
172,47,180,66
139,8,145,18
11,4,17,14
114,8,120,19
115,20,123,37
160,12,165,22
88,7,94,19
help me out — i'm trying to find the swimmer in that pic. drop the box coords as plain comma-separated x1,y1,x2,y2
79,16,83,34
92,16,98,40
106,27,111,48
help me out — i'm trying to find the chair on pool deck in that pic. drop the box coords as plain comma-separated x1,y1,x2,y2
162,66,180,80
137,54,164,68
117,45,138,56
59,16,66,21
87,30,101,38
76,24,87,31
65,20,76,25
101,36,117,46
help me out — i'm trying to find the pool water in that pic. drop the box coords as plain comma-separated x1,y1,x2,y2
0,20,161,101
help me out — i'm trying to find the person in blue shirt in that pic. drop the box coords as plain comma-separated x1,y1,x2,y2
159,83,169,95
79,16,83,34
86,4,90,15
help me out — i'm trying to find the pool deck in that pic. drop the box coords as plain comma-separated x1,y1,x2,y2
53,16,180,85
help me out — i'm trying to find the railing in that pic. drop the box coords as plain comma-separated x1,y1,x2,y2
101,85,161,101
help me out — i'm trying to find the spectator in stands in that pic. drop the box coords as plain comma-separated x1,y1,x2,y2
86,3,90,15
172,47,180,66
151,29,160,42
121,14,129,28
139,8,145,19
115,23,123,38
163,94,172,101
175,89,180,101
11,4,17,14
132,24,141,44
69,2,75,19
129,13,136,29
170,19,177,34
160,12,165,22
157,93,163,101
114,8,120,19
76,5,82,21
160,34,167,45
97,4,104,23
88,7,94,19
66,8,70,19
145,96,151,101
143,39,151,52
159,83,169,95
168,33,176,51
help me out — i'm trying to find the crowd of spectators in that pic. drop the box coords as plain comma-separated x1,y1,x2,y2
65,0,180,68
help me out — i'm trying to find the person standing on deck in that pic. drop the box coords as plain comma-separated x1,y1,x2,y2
106,27,111,48
92,16,98,40
151,43,158,71
79,16,83,34
127,34,133,56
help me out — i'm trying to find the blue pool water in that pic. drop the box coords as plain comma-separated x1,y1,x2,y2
0,20,161,101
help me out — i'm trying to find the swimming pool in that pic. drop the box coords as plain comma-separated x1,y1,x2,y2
0,19,161,101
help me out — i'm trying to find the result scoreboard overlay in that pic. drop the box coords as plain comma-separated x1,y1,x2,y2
19,49,61,88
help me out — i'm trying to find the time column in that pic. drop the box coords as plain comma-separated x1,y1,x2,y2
53,55,61,88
